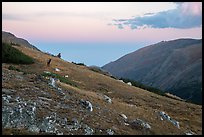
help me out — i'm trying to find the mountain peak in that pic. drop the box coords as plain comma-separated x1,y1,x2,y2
2,31,40,51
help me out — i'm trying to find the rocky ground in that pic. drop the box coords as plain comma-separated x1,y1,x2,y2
2,64,155,135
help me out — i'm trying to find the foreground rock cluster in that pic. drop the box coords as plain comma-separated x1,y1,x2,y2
2,67,119,135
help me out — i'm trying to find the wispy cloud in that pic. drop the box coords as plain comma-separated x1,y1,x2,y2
112,2,202,29
2,13,27,21
2,11,110,21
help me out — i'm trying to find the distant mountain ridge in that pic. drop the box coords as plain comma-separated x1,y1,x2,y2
102,38,202,104
2,31,40,51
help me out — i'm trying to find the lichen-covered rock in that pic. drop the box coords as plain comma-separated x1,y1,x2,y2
130,119,151,130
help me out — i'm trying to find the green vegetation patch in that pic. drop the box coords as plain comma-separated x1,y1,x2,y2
120,78,166,96
2,42,34,64
120,78,200,104
88,67,111,77
7,65,33,75
72,62,86,66
8,65,21,72
41,71,78,87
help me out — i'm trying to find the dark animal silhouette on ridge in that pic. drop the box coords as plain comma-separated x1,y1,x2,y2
57,53,61,58
47,58,52,66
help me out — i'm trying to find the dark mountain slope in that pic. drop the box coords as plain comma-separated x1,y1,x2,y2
102,39,202,104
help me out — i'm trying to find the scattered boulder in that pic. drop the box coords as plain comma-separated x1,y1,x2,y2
55,68,60,72
124,123,130,126
106,129,114,135
127,82,132,86
130,119,151,130
104,95,112,103
159,111,180,129
49,78,56,88
185,130,196,135
118,80,124,83
79,99,93,112
65,75,69,78
159,111,170,120
120,114,127,121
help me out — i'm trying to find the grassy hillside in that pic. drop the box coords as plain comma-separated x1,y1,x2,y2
2,42,34,64
2,45,202,135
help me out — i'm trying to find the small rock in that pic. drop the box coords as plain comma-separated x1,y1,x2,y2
38,96,52,102
44,71,51,74
65,75,69,78
159,111,171,121
118,80,124,83
127,82,132,86
185,130,196,135
106,129,114,135
104,95,112,103
56,131,63,135
55,68,60,72
120,114,127,120
50,78,56,87
171,119,180,129
57,87,62,91
124,123,129,126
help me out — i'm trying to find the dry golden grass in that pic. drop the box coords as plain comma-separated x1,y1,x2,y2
2,46,202,135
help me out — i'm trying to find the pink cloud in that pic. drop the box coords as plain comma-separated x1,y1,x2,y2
181,2,202,16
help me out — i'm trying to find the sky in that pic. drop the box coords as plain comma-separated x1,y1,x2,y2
2,2,202,67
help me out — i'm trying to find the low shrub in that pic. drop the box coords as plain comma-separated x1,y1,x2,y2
120,78,166,96
2,42,34,64
41,72,78,87
72,62,86,66
8,65,21,72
